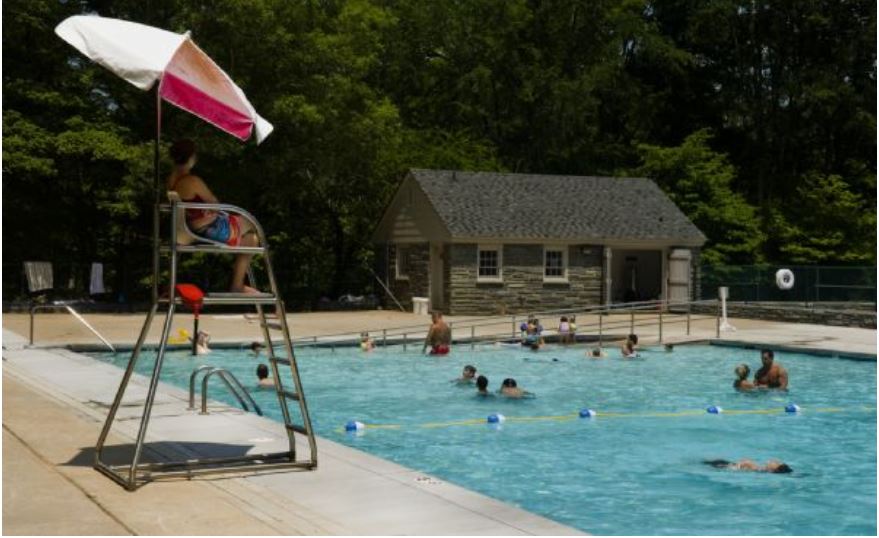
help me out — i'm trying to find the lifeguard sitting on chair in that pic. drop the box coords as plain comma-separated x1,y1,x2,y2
167,139,260,294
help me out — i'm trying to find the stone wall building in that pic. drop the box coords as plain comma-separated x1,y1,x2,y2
373,169,706,315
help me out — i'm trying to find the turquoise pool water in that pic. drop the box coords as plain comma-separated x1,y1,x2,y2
92,343,876,535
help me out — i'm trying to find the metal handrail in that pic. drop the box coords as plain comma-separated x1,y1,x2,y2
191,366,262,416
29,302,116,352
291,298,718,347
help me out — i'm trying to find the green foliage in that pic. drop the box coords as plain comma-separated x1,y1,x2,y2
2,0,875,305
635,130,764,265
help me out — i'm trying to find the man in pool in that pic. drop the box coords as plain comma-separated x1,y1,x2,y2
703,459,792,473
475,375,493,396
256,363,274,388
453,365,477,384
499,378,534,399
422,311,451,355
754,349,788,389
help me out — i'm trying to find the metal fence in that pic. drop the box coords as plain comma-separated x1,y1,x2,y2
700,265,876,305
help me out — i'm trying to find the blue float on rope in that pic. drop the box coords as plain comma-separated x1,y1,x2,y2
706,406,723,414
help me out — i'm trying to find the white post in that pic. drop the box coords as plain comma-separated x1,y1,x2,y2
719,286,736,332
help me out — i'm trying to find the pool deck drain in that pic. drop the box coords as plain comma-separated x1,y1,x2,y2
2,329,581,536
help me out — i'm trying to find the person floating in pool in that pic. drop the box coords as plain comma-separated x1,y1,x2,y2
733,363,756,391
422,311,451,355
754,349,788,390
256,363,274,388
453,365,477,384
250,341,265,357
620,334,638,358
499,378,534,399
359,332,375,352
475,375,494,397
664,343,674,352
703,459,792,474
587,347,606,359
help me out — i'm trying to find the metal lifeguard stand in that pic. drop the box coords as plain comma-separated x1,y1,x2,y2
54,15,317,490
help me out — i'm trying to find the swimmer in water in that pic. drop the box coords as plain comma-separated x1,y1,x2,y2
191,330,210,355
359,332,375,352
621,334,638,358
588,347,606,359
733,363,756,391
453,364,477,384
703,459,792,474
498,378,534,399
250,341,265,357
475,375,493,397
256,363,274,388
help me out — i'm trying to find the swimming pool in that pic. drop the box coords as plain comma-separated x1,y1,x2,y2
91,343,876,535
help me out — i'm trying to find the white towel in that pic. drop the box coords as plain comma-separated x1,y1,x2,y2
90,262,105,295
24,261,53,293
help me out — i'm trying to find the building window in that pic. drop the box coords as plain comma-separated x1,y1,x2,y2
544,246,568,281
395,245,411,280
477,245,503,282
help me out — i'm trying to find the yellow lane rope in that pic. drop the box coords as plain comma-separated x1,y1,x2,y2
334,406,875,433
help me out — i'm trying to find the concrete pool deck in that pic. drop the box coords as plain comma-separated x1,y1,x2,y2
3,310,876,535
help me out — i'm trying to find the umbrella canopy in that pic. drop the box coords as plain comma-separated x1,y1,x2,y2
55,15,273,143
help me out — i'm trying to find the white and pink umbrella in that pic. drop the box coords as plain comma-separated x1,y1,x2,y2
55,15,273,143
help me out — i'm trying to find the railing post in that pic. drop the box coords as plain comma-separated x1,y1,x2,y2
471,325,475,350
382,329,387,347
629,309,634,334
598,312,603,347
511,315,516,338
29,306,35,345
448,322,453,344
686,304,691,336
403,333,407,351
658,305,663,343
715,300,721,338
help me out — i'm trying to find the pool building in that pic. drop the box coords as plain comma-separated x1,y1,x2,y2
373,169,706,314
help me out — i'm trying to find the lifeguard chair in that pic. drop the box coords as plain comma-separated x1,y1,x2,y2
55,15,317,490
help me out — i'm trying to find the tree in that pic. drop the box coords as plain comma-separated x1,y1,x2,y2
635,129,764,265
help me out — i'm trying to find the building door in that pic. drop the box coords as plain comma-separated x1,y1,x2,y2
429,242,444,311
667,249,691,307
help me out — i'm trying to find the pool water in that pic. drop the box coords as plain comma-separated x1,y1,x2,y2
92,344,876,535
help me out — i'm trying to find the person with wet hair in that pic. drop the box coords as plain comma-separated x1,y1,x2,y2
498,378,535,399
453,365,477,384
256,363,274,388
703,459,793,474
754,349,788,389
733,363,755,391
475,375,493,397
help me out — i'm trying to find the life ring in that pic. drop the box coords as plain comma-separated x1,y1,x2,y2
776,269,795,290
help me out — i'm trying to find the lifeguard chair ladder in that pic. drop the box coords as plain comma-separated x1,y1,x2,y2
94,194,317,490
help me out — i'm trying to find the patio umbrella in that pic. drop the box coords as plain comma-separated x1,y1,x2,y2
55,15,273,143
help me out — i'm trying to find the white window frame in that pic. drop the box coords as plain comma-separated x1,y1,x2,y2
543,245,568,282
395,245,410,280
476,244,503,283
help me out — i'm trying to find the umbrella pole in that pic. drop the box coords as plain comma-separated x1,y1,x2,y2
152,87,162,303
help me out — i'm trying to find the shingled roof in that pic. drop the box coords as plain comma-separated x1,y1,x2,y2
409,169,705,244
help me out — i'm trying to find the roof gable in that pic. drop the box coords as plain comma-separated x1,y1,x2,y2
410,169,706,245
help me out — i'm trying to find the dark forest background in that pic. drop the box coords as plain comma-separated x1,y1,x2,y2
3,0,875,308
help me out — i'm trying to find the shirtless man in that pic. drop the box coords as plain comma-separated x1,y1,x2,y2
422,311,451,355
754,350,788,389
703,459,792,474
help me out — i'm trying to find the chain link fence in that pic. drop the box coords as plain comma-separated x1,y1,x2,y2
700,265,876,307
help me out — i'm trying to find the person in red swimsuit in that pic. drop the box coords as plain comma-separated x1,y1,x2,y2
167,139,260,293
422,311,451,355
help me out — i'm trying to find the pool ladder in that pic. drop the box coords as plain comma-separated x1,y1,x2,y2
189,366,262,416
93,197,317,490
